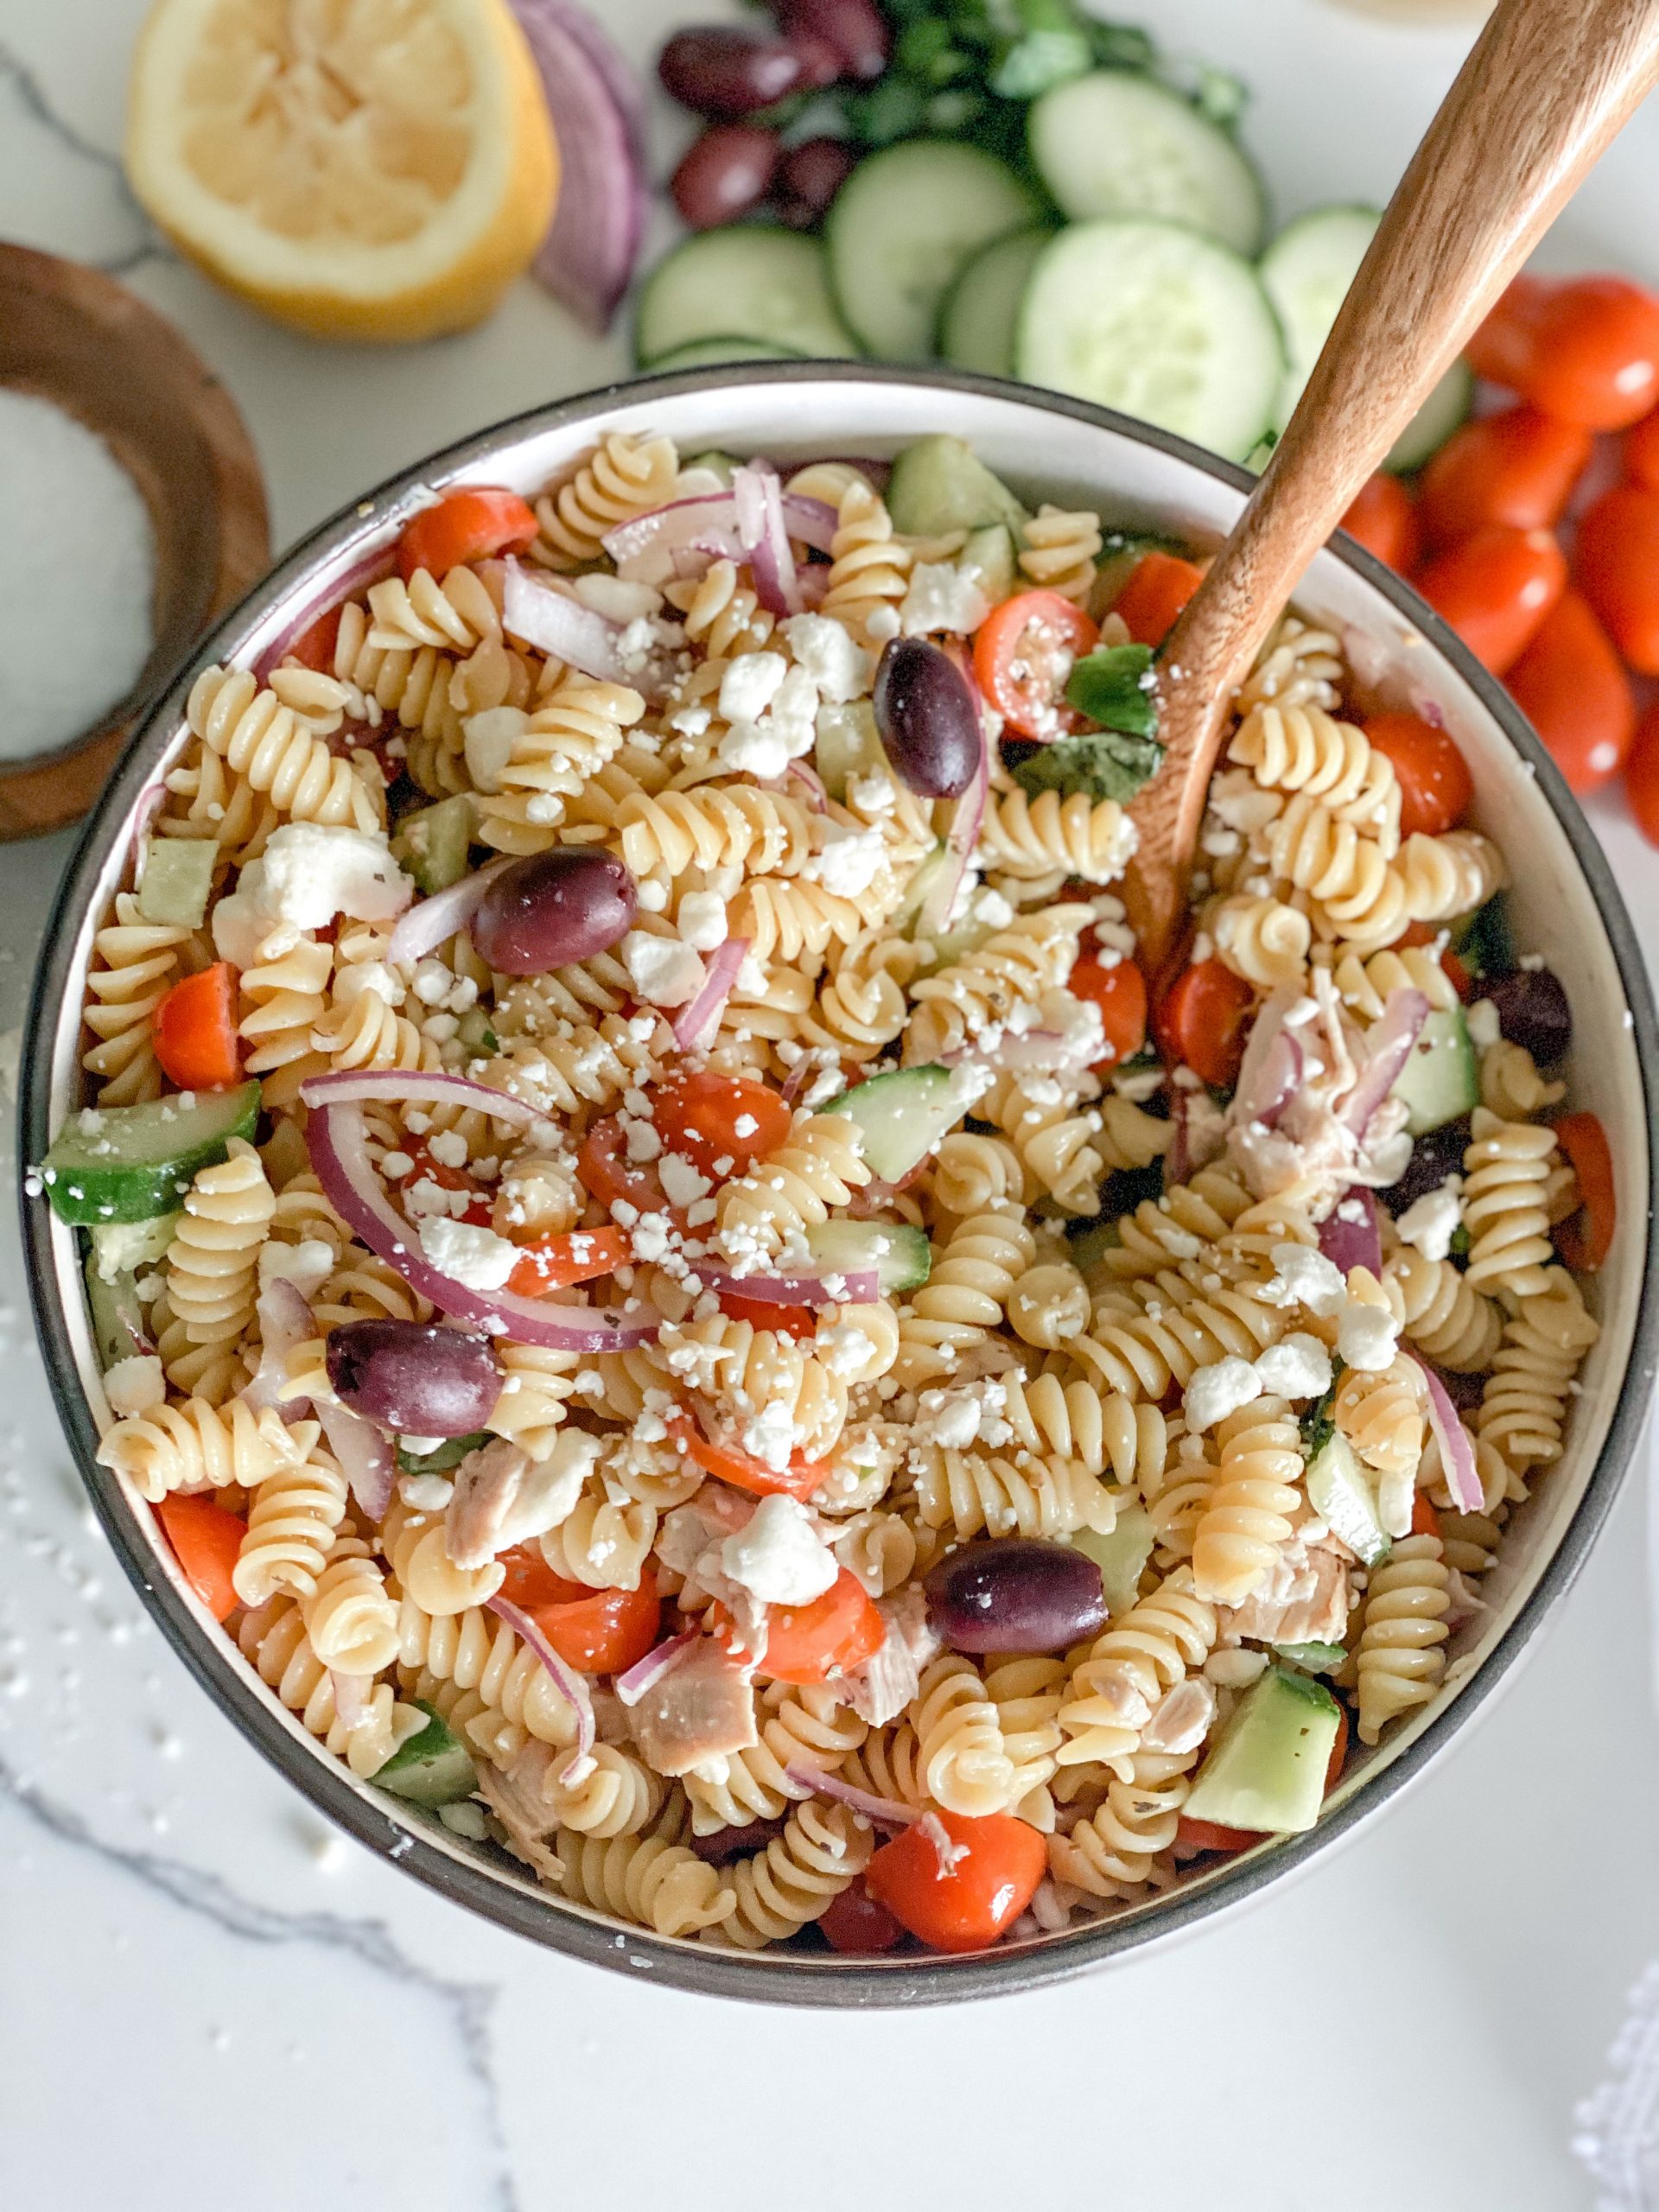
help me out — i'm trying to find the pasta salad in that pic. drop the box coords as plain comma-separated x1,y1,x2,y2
36,427,1611,1958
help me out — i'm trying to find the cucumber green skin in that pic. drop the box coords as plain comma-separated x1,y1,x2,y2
1094,530,1191,613
1070,1506,1154,1618
960,524,1017,606
633,230,858,367
373,1703,478,1807
1391,1007,1478,1137
85,1255,141,1371
645,338,811,372
819,1065,959,1183
1452,893,1514,982
397,1432,493,1478
1274,1640,1346,1675
887,434,1028,537
42,1080,263,1225
813,700,882,803
805,1218,931,1294
1183,1665,1342,1835
938,226,1055,378
137,838,214,928
1305,1432,1390,1567
393,794,474,895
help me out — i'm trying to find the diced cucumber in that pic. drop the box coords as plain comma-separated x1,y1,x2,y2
683,450,743,482
814,700,883,803
1451,893,1514,982
40,1081,263,1225
392,794,474,896
1094,530,1190,612
892,841,950,935
372,1702,478,1808
397,1432,493,1478
84,1254,146,1371
1275,1640,1346,1676
91,1213,181,1281
1260,205,1472,467
644,337,811,372
804,1218,932,1294
825,139,1042,364
455,1007,499,1057
1027,71,1267,255
634,230,858,367
958,524,1017,606
1070,1504,1154,1617
887,434,1028,537
818,1065,963,1182
1182,1665,1343,1835
1390,1006,1478,1137
938,226,1055,378
1305,1430,1390,1568
1016,219,1285,463
137,837,214,927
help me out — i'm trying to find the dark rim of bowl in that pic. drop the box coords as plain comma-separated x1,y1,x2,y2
19,362,1659,2007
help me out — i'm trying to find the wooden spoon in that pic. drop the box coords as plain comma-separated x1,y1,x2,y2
1125,0,1659,975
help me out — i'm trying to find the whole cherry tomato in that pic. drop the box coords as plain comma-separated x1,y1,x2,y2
1574,483,1659,672
1340,472,1420,570
1503,589,1636,793
1469,272,1659,429
1417,407,1592,547
1413,524,1566,675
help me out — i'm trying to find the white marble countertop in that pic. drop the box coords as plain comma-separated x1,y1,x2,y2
6,2,1659,2204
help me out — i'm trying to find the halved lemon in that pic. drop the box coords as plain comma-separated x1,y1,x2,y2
126,0,557,342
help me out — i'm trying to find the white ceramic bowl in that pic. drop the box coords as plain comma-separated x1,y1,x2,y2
22,368,1659,2005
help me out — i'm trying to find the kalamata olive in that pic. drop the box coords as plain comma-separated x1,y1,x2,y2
772,0,890,80
471,848,637,976
325,1321,503,1437
658,28,810,118
774,136,859,227
671,124,782,230
689,1816,788,1864
1379,1122,1469,1216
1484,964,1573,1065
873,636,984,799
925,1539,1106,1654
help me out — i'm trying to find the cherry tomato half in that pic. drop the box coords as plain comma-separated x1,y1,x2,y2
1553,1111,1616,1274
577,1115,683,1229
496,1548,662,1675
1363,712,1475,837
1155,958,1255,1088
1067,949,1148,1068
865,1810,1046,1952
710,1565,884,1683
286,604,343,674
154,1494,245,1621
1574,484,1659,673
1418,407,1592,549
1411,1492,1443,1540
1340,472,1419,571
505,1224,631,1299
1503,589,1636,794
971,589,1099,740
666,1409,828,1503
717,1294,817,1339
652,1068,791,1180
1109,549,1205,646
151,963,242,1091
396,486,538,581
1414,524,1566,676
397,1135,493,1227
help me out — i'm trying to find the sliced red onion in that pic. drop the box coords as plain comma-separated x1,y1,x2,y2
779,1056,825,1109
251,543,393,681
305,1099,659,1351
317,1397,396,1523
486,1592,596,1783
784,1764,920,1830
671,935,749,1053
918,737,988,938
301,1068,538,1126
501,560,646,688
614,1628,701,1707
1228,987,1296,1128
1319,1190,1383,1278
241,1279,315,1413
1341,987,1430,1137
1408,1350,1484,1515
386,857,512,969
537,0,646,163
1166,1090,1192,1189
508,0,644,333
734,463,803,618
702,1267,879,1306
785,760,829,811
331,1669,369,1727
604,490,836,576
1340,625,1391,693
1407,690,1446,730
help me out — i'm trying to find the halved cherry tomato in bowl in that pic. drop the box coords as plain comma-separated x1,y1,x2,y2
865,1809,1046,1952
708,1565,883,1684
1363,712,1474,836
505,1224,631,1298
1154,958,1255,1088
396,486,538,580
286,604,344,673
972,588,1098,740
496,1547,662,1675
577,1115,683,1229
155,1494,246,1621
1067,949,1147,1067
397,1135,493,1227
652,1069,791,1180
1553,1111,1615,1273
1411,1493,1444,1540
666,1409,828,1502
152,963,242,1090
1109,549,1205,646
717,1294,817,1339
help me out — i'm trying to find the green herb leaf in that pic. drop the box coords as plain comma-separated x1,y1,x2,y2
1300,1371,1341,1462
1449,1224,1471,1257
396,1432,491,1478
990,26,1091,98
1012,725,1164,804
1065,641,1159,738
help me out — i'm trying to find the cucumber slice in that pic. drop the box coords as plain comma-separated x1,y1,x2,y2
643,336,811,372
40,1081,263,1225
137,837,214,927
1027,71,1267,255
825,140,1042,364
959,524,1017,607
1069,1504,1154,1617
887,434,1028,537
938,226,1055,378
804,1218,932,1294
1260,205,1471,467
373,1702,478,1808
1274,1640,1346,1676
85,1254,145,1371
91,1212,181,1281
1183,1665,1342,1835
392,794,474,895
813,700,883,803
892,841,950,935
1305,1430,1390,1567
635,231,858,367
818,1065,963,1182
1016,219,1285,463
1390,1006,1478,1136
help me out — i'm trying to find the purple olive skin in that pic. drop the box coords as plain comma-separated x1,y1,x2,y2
773,0,890,79
471,848,637,976
671,125,782,230
1380,1122,1469,1216
774,136,859,228
1485,965,1572,1065
325,1322,503,1437
925,1540,1107,1655
689,1816,788,1864
658,28,810,118
873,636,985,799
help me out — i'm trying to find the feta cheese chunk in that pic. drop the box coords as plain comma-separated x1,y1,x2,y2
257,1237,335,1299
416,1217,519,1292
899,560,989,638
677,890,728,952
718,651,788,724
1395,1182,1462,1263
1253,1331,1333,1402
1336,1297,1401,1373
1185,1356,1264,1433
621,930,706,1009
720,1494,838,1607
104,1353,165,1417
782,612,870,702
1466,998,1502,1051
1268,1243,1346,1318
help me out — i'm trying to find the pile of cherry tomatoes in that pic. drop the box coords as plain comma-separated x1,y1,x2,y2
1337,271,1659,840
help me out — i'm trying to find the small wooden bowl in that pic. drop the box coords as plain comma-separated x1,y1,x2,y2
0,243,270,841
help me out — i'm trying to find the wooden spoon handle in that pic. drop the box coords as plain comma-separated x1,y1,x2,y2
1128,0,1659,967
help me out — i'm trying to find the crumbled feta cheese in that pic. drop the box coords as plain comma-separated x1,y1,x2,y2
720,1494,838,1606
739,1397,801,1472
804,819,887,898
666,701,712,741
718,651,788,724
899,560,988,639
462,706,527,794
416,1217,519,1291
971,886,1014,931
104,1354,165,1417
427,1129,469,1170
399,1472,455,1512
1395,1181,1462,1263
717,717,791,780
1268,1243,1346,1318
1185,1357,1264,1433
1376,1463,1415,1540
1466,998,1502,1051
658,1153,711,1211
257,1237,335,1299
915,1385,988,1449
1253,1331,1333,1401
1336,1297,1401,1373
259,823,411,932
767,664,820,758
783,612,870,702
676,889,728,952
621,930,705,1008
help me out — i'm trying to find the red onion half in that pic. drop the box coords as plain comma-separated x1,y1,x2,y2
386,857,513,969
734,463,804,617
701,1267,879,1306
784,1764,920,1830
242,1279,315,1413
486,1592,596,1783
671,936,749,1053
1341,988,1430,1136
919,736,989,938
1408,1350,1485,1515
300,1069,539,1128
1319,1190,1383,1279
614,1628,701,1707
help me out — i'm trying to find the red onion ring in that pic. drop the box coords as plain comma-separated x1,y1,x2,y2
702,1268,879,1307
300,1068,539,1126
614,1628,701,1706
604,490,836,578
386,857,512,969
1408,1350,1485,1515
671,936,749,1053
502,560,664,694
486,1592,596,1783
317,1398,396,1524
1341,988,1430,1137
1318,1190,1383,1279
734,463,804,618
784,1764,920,1830
919,736,988,938
241,1279,315,1413
251,543,394,682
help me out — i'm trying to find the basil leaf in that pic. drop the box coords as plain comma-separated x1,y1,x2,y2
1300,1374,1341,1463
1064,641,1159,738
1013,725,1164,805
396,1432,491,1478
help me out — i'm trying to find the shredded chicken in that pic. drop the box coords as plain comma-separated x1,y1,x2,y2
479,1750,563,1884
628,1637,758,1777
1221,1537,1352,1648
842,1586,938,1727
444,1431,597,1570
1140,1676,1217,1756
